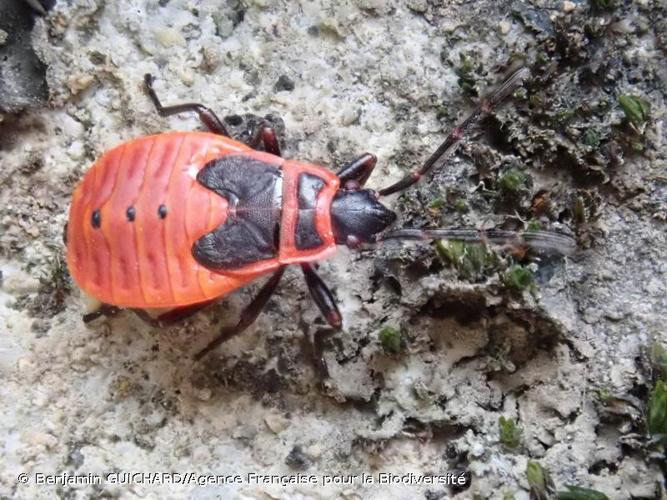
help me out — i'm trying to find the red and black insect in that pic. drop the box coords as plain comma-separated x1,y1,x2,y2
66,67,574,359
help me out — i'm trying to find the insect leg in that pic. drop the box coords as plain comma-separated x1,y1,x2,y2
129,299,218,327
143,74,231,137
156,300,218,325
248,124,281,156
23,0,48,16
304,327,337,380
301,263,342,329
336,153,377,187
378,67,530,196
194,266,286,360
82,303,120,323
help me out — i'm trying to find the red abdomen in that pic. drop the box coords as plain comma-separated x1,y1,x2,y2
67,131,339,309
68,132,252,308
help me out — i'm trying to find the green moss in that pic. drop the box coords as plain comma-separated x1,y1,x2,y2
581,128,601,148
619,95,650,126
597,387,613,405
555,108,576,124
535,52,548,65
513,87,528,101
455,53,477,95
631,141,644,153
557,485,609,500
650,343,667,381
498,169,529,197
526,461,555,500
503,265,534,293
527,220,542,232
596,97,611,111
498,416,522,449
454,198,469,213
379,326,401,354
529,94,543,108
434,103,450,121
428,197,446,210
435,240,500,281
647,380,667,441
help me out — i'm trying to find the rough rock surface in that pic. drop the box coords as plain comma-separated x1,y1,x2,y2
0,0,665,499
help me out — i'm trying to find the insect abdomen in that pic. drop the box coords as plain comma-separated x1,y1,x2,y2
67,132,250,308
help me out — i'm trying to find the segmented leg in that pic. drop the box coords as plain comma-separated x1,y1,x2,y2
337,153,377,188
143,74,230,137
377,228,576,255
195,267,286,360
378,67,530,196
301,263,342,329
23,0,48,16
82,304,120,323
130,299,218,327
306,327,337,379
249,124,281,156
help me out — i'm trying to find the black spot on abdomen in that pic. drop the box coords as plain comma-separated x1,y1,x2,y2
91,209,101,228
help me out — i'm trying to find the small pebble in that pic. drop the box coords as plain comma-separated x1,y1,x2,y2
264,413,289,434
179,70,194,87
339,107,359,126
563,1,576,12
67,141,85,160
407,0,428,13
499,20,511,35
305,443,322,459
154,27,186,47
201,45,222,73
67,74,94,95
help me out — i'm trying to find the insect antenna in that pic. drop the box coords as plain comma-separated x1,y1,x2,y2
377,228,576,256
378,66,530,197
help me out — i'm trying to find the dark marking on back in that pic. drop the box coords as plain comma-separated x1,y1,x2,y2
298,173,325,209
295,173,325,250
193,155,283,269
91,209,101,228
158,204,167,219
126,206,136,222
